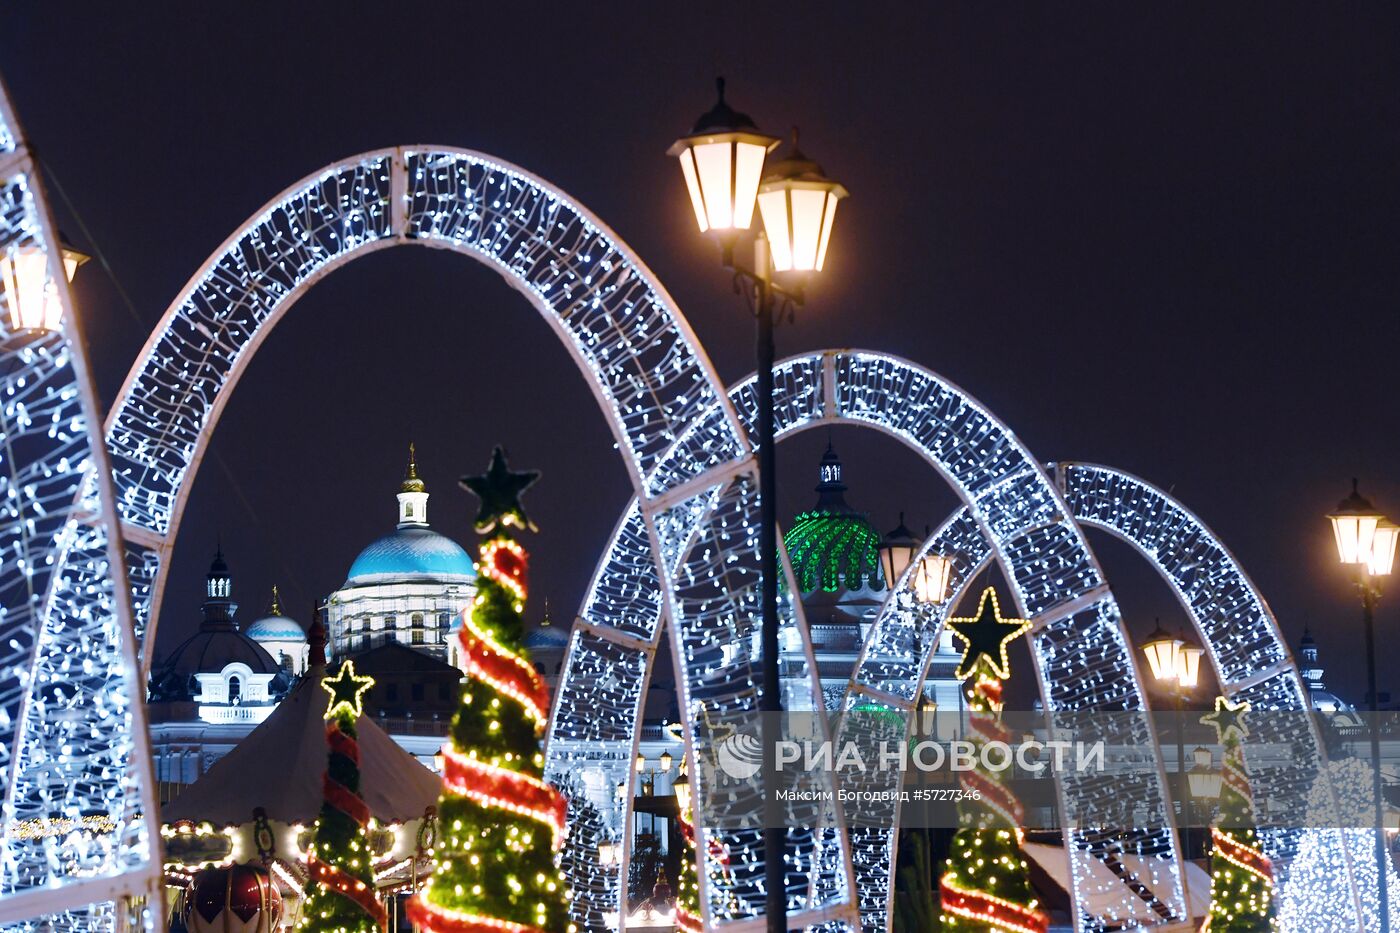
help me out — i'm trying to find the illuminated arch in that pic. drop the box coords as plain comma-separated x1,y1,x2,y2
0,77,159,926
68,148,849,932
558,350,1190,933
843,462,1357,931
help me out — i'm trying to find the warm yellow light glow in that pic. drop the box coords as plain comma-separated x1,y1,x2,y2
671,137,776,233
1176,643,1204,689
659,750,673,772
672,770,691,813
1192,746,1213,770
1330,481,1384,566
755,134,848,273
1368,520,1398,577
1,244,54,332
915,553,953,605
1189,768,1223,800
634,753,646,773
597,841,616,866
1141,626,1181,683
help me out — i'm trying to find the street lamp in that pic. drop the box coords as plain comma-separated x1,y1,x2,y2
598,841,618,867
879,515,952,604
1,241,87,335
672,770,691,814
1140,621,1203,897
670,78,847,933
659,750,673,773
880,514,920,589
1328,479,1398,932
1187,747,1222,801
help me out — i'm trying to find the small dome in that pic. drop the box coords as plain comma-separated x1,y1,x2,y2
247,615,306,642
347,526,476,584
524,625,569,649
154,630,284,679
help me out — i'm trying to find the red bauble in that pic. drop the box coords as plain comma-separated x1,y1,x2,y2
188,864,283,933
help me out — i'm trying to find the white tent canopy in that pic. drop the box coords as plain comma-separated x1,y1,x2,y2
162,663,442,825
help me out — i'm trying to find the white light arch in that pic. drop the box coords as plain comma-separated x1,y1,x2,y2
0,76,160,928
557,350,1191,933
841,461,1357,931
63,148,849,932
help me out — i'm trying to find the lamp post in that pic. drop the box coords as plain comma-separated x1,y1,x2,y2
1328,479,1399,932
1141,621,1203,907
670,78,847,933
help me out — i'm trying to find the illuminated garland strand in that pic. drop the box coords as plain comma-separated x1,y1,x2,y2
675,813,703,933
308,856,388,927
439,746,566,849
939,880,1049,933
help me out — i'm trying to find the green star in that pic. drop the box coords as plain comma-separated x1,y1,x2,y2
946,586,1032,681
1201,694,1251,745
322,660,375,720
459,446,540,535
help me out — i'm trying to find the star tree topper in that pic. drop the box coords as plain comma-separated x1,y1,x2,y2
460,446,540,534
946,586,1032,681
1201,694,1252,744
322,660,375,720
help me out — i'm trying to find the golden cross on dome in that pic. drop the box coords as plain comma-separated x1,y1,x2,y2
322,660,375,720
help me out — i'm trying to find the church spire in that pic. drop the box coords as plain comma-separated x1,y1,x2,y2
201,546,238,631
397,442,429,526
814,439,852,512
268,584,282,616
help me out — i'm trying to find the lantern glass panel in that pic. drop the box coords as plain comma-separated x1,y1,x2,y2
1331,512,1381,566
1369,521,1399,577
1176,644,1204,690
1142,635,1181,683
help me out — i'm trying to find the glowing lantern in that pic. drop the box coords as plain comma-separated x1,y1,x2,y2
1369,519,1398,577
1141,622,1182,684
1329,479,1384,567
1,242,85,334
668,78,779,234
756,130,849,273
1175,642,1204,690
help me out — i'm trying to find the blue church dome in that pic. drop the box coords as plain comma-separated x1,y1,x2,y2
347,525,476,584
246,615,306,641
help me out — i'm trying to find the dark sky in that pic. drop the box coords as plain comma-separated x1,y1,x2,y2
4,5,1398,705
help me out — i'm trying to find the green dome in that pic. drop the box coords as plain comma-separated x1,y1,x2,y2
784,510,887,593
782,440,887,593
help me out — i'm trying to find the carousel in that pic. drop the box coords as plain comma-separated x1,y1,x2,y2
160,619,442,932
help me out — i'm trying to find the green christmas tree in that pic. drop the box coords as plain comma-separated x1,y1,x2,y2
1201,695,1278,932
674,767,701,933
408,448,570,933
299,659,386,933
938,587,1048,933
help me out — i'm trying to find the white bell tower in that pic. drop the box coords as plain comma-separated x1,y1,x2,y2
397,442,429,526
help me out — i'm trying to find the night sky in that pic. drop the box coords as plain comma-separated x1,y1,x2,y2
4,5,1398,706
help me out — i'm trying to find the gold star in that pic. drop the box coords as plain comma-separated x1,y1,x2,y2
322,660,375,720
1201,694,1251,745
945,586,1032,681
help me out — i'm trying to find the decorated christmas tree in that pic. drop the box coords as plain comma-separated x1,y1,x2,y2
673,767,702,933
408,448,570,933
300,659,387,933
938,587,1048,933
1201,695,1278,932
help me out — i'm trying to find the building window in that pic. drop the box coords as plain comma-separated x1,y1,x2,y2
411,683,424,702
405,503,414,518
412,614,424,644
385,615,397,631
228,676,242,703
438,684,451,701
387,683,399,702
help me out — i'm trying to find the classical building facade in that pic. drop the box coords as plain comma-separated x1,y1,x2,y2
245,585,309,675
326,447,477,666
